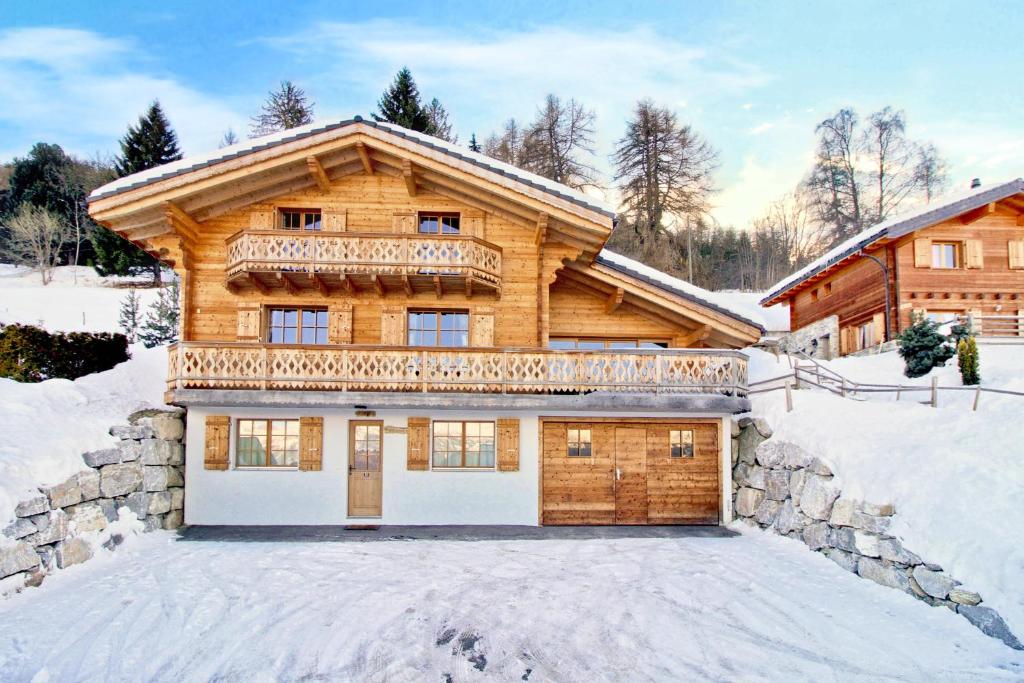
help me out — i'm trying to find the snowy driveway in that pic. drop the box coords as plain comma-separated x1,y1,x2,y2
0,529,1021,682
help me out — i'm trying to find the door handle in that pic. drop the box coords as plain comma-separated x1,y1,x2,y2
616,468,622,481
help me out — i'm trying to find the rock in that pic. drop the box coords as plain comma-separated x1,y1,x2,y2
118,440,141,462
163,509,184,530
807,457,833,476
779,444,813,470
138,415,184,441
0,541,39,579
76,470,101,502
911,566,958,599
751,417,773,439
829,498,857,527
958,605,1024,650
143,466,169,492
28,512,50,533
55,537,93,569
733,463,752,487
24,570,45,588
746,465,767,490
862,502,895,517
754,499,782,526
803,522,830,550
97,498,118,522
3,518,36,540
825,548,859,573
14,496,48,518
125,492,149,519
858,557,911,592
26,510,68,546
110,424,154,440
737,427,767,465
730,419,741,437
853,531,881,558
35,544,55,570
949,588,982,606
167,446,185,467
754,441,788,469
41,475,82,509
828,526,856,553
143,515,164,532
878,537,922,566
170,488,184,511
140,439,180,465
789,469,807,507
764,469,790,501
99,462,143,498
67,502,108,533
82,448,120,467
851,511,891,534
167,467,184,488
798,474,840,521
128,406,184,424
735,487,765,518
147,491,172,515
774,500,808,535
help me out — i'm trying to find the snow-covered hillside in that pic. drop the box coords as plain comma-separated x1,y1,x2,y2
747,345,1024,640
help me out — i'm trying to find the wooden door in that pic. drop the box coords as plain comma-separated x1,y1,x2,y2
541,422,615,524
348,421,383,517
613,427,648,524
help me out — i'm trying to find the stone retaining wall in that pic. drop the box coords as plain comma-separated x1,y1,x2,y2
731,417,1022,650
0,408,185,592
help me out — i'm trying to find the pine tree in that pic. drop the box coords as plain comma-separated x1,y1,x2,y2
139,280,180,348
250,81,314,137
468,133,481,153
424,98,457,142
373,68,431,133
957,336,980,385
219,129,239,148
896,317,955,378
118,288,142,344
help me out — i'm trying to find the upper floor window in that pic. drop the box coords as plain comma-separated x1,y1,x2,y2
280,208,322,231
408,310,469,346
418,212,460,235
811,288,820,302
932,242,959,269
824,282,833,296
268,307,329,344
548,338,668,350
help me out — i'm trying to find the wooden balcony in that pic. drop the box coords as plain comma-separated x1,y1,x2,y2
224,230,502,297
167,343,748,397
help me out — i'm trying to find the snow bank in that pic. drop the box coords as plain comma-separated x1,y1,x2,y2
748,345,1024,638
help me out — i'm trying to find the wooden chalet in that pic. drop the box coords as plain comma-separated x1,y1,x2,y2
89,117,763,527
763,179,1024,357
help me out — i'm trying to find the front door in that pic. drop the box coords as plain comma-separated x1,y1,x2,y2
348,420,383,517
614,427,648,524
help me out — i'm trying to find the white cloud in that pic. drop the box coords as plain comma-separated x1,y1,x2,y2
741,103,753,110
711,154,805,229
749,122,775,135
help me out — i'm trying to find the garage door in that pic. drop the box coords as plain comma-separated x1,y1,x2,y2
541,420,720,525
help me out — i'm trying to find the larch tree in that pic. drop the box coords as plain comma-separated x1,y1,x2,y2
468,133,481,153
803,108,863,243
250,81,314,137
425,98,457,143
374,68,432,133
914,143,949,202
523,94,599,189
483,119,530,167
219,128,239,148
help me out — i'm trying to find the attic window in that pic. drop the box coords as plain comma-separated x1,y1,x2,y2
811,288,820,302
418,212,460,234
280,209,322,231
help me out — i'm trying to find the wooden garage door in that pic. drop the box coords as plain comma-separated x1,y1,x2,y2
541,420,720,525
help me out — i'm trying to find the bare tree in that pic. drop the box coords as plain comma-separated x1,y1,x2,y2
803,108,862,242
913,143,948,202
523,95,599,189
250,81,314,137
483,119,530,167
425,98,458,143
219,129,239,148
3,205,72,284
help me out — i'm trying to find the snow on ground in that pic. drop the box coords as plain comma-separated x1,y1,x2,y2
0,530,1021,682
713,291,790,333
747,344,1024,641
0,264,161,333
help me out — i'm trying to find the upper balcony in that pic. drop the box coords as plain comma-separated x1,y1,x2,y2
224,230,503,297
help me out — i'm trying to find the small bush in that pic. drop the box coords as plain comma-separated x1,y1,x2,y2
896,317,955,378
957,336,981,385
0,324,130,382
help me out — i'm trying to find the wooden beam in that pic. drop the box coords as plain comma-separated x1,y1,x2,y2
246,272,269,295
605,287,624,314
162,201,200,243
401,274,414,297
414,177,534,229
341,273,356,294
276,272,300,295
433,275,443,297
355,142,374,175
306,156,332,193
1017,214,1024,227
224,278,240,295
465,278,473,299
125,223,172,241
535,213,549,246
673,325,712,348
960,202,996,225
309,273,330,297
402,159,417,197
372,274,386,297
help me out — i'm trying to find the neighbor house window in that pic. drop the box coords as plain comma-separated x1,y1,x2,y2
432,421,495,468
408,310,469,346
857,322,874,351
549,338,668,350
824,283,832,296
268,308,329,344
926,311,960,325
236,419,299,467
280,208,322,231
418,212,460,234
567,427,592,457
932,242,959,269
811,288,820,302
669,429,694,458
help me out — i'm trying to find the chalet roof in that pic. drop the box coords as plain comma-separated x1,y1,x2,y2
760,178,1024,306
88,117,615,218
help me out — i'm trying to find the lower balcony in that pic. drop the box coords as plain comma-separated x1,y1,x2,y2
166,343,748,398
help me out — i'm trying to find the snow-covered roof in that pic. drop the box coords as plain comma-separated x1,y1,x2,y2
88,117,615,218
761,178,1024,305
596,249,767,331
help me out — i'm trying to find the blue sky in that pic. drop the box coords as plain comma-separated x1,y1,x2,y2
1,0,1020,226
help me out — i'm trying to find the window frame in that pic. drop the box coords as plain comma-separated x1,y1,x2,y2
931,241,961,269
823,282,832,297
566,426,593,458
669,429,694,459
417,211,461,235
811,288,820,302
407,309,470,347
430,420,496,470
856,321,874,351
548,338,669,350
278,207,322,232
266,307,330,345
234,418,301,469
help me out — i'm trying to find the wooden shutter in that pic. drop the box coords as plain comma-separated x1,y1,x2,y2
323,208,347,232
392,211,415,234
204,415,230,470
965,239,984,268
496,418,520,472
872,312,886,345
299,417,323,471
913,238,932,268
381,306,406,345
839,327,853,356
470,307,495,347
407,417,430,470
1008,240,1024,269
329,304,353,344
236,302,262,342
250,204,273,230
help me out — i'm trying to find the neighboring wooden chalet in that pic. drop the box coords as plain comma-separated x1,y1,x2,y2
89,117,763,527
762,179,1024,357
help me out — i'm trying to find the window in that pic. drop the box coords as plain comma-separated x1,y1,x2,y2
926,311,960,325
432,421,495,468
669,429,694,458
548,338,668,350
857,322,874,351
567,428,592,457
824,283,832,296
236,419,299,467
408,310,469,346
932,242,959,269
418,212,460,234
351,422,381,472
268,308,329,344
811,288,820,302
280,208,322,231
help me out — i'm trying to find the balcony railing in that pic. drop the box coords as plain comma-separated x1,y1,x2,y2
225,230,502,295
167,343,748,397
